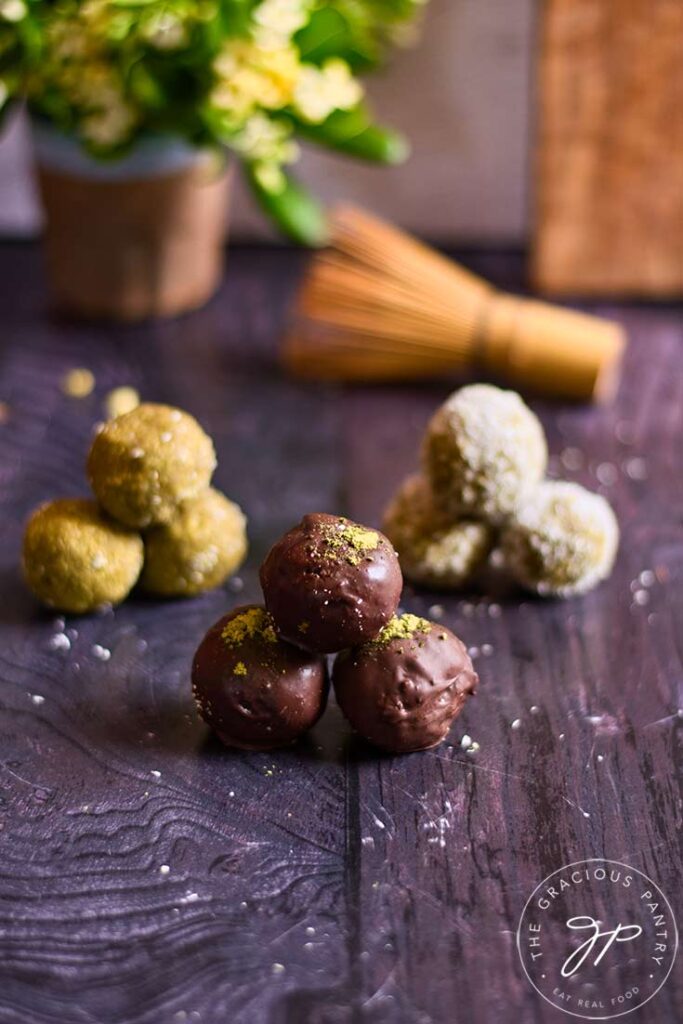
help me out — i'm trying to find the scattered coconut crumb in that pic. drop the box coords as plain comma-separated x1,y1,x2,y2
560,447,583,471
48,633,71,652
92,644,111,661
62,368,95,398
30,693,45,705
105,386,140,419
624,457,648,481
511,719,522,730
460,734,479,753
596,462,618,486
159,864,170,875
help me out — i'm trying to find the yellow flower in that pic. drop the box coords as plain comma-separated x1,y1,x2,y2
210,81,252,123
47,26,92,61
253,0,310,41
212,39,300,117
0,0,27,22
82,109,134,147
143,13,188,51
293,59,363,124
231,113,297,163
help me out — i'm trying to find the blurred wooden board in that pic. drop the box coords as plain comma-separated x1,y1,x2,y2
533,0,683,296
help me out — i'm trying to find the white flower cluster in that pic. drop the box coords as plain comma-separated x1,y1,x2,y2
2,0,377,179
208,0,364,189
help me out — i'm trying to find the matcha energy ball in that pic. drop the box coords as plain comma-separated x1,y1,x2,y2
382,474,493,589
141,488,247,597
87,403,216,528
22,498,143,613
423,384,547,521
501,481,619,596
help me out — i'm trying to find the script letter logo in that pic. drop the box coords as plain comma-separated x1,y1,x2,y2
561,917,643,977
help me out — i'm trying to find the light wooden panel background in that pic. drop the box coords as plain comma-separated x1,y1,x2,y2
533,0,683,295
0,0,533,242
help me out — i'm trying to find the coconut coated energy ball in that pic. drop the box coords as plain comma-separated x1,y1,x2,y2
382,474,493,589
501,481,619,597
22,498,143,613
141,488,247,597
87,403,216,528
422,384,547,521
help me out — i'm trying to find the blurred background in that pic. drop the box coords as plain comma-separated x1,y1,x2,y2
0,0,532,243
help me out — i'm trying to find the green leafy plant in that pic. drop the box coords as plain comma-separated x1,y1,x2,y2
0,0,426,242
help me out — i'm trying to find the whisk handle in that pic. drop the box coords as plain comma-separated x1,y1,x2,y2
480,293,626,402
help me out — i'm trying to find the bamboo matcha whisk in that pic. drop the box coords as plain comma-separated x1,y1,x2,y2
284,206,626,402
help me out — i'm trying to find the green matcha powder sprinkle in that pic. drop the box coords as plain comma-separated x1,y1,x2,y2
320,519,380,566
370,613,431,648
221,607,277,647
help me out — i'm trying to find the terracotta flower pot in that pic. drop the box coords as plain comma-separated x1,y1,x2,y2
32,125,230,321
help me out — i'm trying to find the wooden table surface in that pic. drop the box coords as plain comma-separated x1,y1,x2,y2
0,245,680,1024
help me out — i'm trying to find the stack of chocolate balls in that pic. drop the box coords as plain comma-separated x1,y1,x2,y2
383,383,619,597
192,513,478,753
22,403,247,614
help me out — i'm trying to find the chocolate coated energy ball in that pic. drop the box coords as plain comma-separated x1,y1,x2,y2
22,498,143,613
87,403,216,528
192,605,328,750
260,513,402,653
141,488,247,597
333,614,478,753
501,481,619,596
382,474,493,589
423,384,547,522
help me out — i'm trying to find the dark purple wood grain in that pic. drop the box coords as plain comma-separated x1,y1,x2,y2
0,244,681,1024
